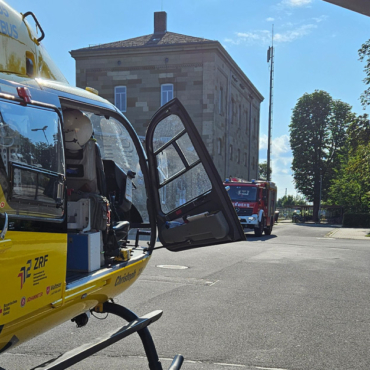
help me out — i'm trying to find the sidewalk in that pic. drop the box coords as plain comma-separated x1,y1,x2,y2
326,227,370,240
277,219,369,240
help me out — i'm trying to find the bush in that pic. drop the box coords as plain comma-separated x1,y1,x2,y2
342,213,370,228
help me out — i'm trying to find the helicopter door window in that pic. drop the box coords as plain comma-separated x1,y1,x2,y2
157,144,185,182
158,164,211,212
152,114,212,214
152,114,184,152
176,133,199,166
0,100,65,218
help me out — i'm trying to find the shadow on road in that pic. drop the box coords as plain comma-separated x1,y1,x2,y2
244,232,278,241
288,222,341,228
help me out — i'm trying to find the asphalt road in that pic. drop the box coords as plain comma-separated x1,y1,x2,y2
1,222,370,370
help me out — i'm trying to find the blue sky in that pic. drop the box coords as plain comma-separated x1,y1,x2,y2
6,0,369,198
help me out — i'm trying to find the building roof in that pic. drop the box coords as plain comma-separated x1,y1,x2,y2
70,11,264,102
323,0,370,17
74,32,214,52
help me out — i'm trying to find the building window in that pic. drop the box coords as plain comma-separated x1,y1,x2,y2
244,152,248,167
161,84,174,106
253,156,255,170
245,110,249,134
219,87,223,114
229,144,233,161
237,149,240,164
238,105,241,128
231,99,235,124
217,138,222,155
115,86,127,112
253,117,257,137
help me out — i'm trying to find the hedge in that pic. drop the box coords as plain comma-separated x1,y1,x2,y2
342,213,370,228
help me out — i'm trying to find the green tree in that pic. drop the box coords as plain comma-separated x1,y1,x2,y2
258,161,271,180
289,90,353,222
359,39,370,107
277,195,294,207
327,114,370,212
347,114,370,150
277,194,307,207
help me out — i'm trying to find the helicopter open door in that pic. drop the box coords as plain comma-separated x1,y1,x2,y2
146,98,245,251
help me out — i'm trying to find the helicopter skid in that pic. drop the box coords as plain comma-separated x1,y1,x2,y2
30,302,184,370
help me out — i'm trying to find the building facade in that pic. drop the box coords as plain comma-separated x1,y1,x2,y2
71,12,263,181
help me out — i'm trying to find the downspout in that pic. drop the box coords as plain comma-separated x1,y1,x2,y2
225,70,232,178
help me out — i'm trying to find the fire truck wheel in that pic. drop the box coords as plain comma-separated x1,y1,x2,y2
264,217,273,235
254,217,264,237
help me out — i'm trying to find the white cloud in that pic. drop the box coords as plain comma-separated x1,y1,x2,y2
259,134,290,156
259,134,268,151
279,0,312,7
266,17,275,22
235,30,271,44
313,15,328,23
274,24,317,43
259,134,296,195
227,23,317,46
272,135,291,155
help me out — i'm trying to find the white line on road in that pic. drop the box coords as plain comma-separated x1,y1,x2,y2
209,279,219,286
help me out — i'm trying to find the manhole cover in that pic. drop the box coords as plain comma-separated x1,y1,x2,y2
156,265,189,270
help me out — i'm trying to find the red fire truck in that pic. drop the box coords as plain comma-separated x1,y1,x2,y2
224,178,277,236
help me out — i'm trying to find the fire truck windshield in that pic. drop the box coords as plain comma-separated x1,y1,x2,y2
227,185,257,202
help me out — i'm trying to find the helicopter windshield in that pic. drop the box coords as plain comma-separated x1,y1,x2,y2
88,113,148,222
0,101,64,174
0,100,64,217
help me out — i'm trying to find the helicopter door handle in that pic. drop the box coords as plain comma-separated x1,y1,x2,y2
0,213,8,240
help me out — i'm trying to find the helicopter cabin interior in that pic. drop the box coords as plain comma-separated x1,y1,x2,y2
0,93,149,287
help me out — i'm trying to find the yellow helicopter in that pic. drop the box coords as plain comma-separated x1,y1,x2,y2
0,1,245,368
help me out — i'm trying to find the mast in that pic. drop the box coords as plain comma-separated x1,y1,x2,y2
267,25,274,182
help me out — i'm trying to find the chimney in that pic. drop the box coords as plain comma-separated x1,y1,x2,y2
154,12,167,34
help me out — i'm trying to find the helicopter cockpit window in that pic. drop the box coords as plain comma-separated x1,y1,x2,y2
0,100,64,218
153,114,212,213
88,113,148,222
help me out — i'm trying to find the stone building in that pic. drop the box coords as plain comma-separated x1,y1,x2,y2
70,12,263,181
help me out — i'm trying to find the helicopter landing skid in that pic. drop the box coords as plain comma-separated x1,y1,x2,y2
30,302,184,370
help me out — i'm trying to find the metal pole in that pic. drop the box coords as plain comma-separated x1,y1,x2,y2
318,174,322,223
267,26,274,182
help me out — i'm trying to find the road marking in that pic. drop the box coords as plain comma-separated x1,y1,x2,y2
208,280,219,286
316,238,334,240
214,363,246,367
156,264,188,269
140,275,218,286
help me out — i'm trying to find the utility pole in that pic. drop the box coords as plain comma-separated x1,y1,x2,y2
318,173,322,223
267,25,274,182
